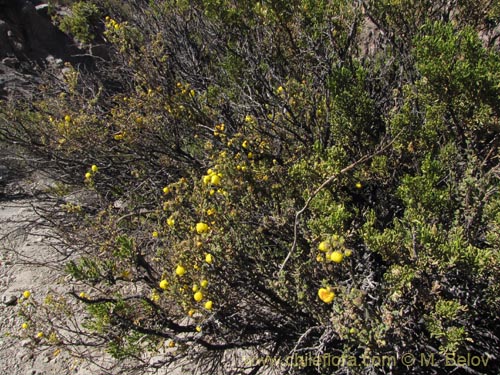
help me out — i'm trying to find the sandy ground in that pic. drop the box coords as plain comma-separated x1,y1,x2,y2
0,198,104,375
0,162,195,375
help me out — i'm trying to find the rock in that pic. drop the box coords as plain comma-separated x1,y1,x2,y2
113,199,127,209
0,62,38,98
1,292,17,306
35,3,48,14
63,189,100,208
45,54,63,67
16,348,30,359
2,56,19,67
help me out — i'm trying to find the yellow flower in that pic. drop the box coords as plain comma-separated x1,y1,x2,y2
318,287,335,304
151,292,160,302
205,253,213,264
195,325,202,332
22,322,29,330
168,340,176,347
210,174,221,185
79,292,87,298
330,251,343,263
167,217,175,227
209,189,215,195
242,140,249,149
23,290,31,299
344,249,352,257
206,208,216,216
64,115,71,122
204,300,213,310
152,231,159,238
196,222,209,234
194,291,203,302
85,172,92,180
114,133,124,140
355,182,362,189
202,175,211,185
91,165,98,173
159,279,168,290
188,309,195,317
247,152,254,159
36,332,44,338
163,186,170,194
277,86,284,94
245,115,253,123
318,241,331,252
192,284,199,292
200,279,208,288
175,265,186,276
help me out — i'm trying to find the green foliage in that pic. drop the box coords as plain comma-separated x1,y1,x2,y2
2,0,500,374
425,299,468,353
58,1,101,43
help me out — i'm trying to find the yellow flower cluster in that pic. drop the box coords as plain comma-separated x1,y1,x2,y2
114,132,125,140
176,82,194,97
84,164,98,182
202,167,223,186
316,234,353,303
316,234,352,263
105,16,122,31
167,216,175,227
192,277,212,312
213,123,225,137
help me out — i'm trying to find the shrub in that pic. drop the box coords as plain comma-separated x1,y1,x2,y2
58,1,101,44
1,1,499,374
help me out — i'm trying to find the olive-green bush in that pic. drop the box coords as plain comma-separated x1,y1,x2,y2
2,1,499,374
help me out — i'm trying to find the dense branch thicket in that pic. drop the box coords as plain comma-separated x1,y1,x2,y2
1,1,499,374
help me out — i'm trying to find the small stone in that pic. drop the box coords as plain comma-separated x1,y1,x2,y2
2,293,17,306
2,57,19,67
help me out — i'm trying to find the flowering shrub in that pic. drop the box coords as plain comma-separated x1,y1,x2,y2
1,1,499,374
